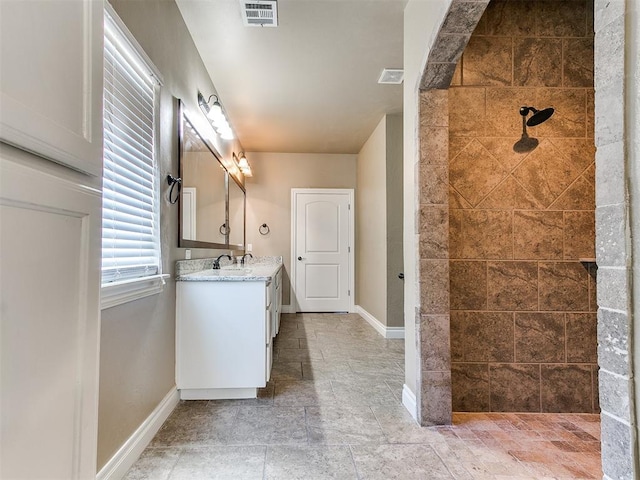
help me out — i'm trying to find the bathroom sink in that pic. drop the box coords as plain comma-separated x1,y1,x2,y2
178,263,281,282
220,267,251,274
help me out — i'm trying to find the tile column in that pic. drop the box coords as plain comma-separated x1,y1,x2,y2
594,1,639,478
416,89,452,425
414,0,490,427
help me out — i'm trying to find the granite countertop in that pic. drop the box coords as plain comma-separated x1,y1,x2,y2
176,256,282,282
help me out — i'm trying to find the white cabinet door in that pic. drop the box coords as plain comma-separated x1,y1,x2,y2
0,155,102,480
177,281,267,391
0,0,103,177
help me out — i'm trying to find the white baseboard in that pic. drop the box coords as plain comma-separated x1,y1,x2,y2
355,305,405,339
402,384,418,422
97,388,179,480
180,387,257,400
281,304,296,314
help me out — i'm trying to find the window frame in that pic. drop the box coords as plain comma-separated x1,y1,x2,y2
101,3,167,310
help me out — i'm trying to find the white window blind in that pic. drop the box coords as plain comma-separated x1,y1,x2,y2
102,10,161,285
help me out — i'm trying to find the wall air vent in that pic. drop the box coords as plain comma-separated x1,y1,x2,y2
378,68,404,84
240,0,278,27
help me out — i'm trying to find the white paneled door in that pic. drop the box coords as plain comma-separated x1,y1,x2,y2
0,0,103,177
292,189,353,312
0,156,102,480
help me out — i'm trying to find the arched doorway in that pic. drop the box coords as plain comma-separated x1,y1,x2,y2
413,0,636,477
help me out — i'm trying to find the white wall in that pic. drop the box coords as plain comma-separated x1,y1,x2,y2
402,0,452,410
244,152,357,307
356,116,388,324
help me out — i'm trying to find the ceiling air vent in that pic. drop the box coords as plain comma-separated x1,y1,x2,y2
240,0,278,27
378,68,404,85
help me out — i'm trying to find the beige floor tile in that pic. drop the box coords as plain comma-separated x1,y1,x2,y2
351,444,455,480
226,406,308,445
265,445,357,480
330,378,398,407
301,360,352,380
278,326,314,339
348,358,404,376
127,314,602,480
123,447,181,480
276,347,323,362
150,405,238,447
273,379,337,406
168,446,265,480
306,405,385,445
270,361,303,381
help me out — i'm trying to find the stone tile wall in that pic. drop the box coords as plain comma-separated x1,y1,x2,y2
593,0,638,478
447,0,598,413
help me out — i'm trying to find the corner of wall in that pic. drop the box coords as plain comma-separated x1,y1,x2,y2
402,0,453,409
356,116,389,325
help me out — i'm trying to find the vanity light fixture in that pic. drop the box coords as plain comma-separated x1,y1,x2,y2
234,151,253,177
198,91,234,140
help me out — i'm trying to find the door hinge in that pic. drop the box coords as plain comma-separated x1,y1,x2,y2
348,203,351,210
348,289,351,296
348,246,351,253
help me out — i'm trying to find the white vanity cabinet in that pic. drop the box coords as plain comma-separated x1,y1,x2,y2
176,265,281,400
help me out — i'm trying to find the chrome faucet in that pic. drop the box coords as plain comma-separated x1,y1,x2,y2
212,254,231,270
240,253,254,265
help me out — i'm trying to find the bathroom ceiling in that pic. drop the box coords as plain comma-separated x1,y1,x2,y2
176,0,405,154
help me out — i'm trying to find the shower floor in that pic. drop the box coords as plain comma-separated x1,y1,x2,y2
444,412,601,479
124,313,601,479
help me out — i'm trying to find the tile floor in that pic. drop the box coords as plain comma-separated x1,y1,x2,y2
125,313,602,480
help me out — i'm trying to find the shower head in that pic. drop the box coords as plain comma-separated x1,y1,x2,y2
519,106,555,126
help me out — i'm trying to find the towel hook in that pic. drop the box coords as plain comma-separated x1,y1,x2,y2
167,174,182,204
259,223,270,235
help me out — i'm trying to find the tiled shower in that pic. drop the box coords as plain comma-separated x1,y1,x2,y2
447,0,598,413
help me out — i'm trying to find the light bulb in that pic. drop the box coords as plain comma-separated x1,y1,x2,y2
207,101,223,120
215,118,230,131
237,155,249,169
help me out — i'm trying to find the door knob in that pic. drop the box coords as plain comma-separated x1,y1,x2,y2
298,256,303,261
398,273,404,280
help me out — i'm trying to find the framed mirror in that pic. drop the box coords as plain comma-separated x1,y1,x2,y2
178,103,227,249
227,173,246,249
